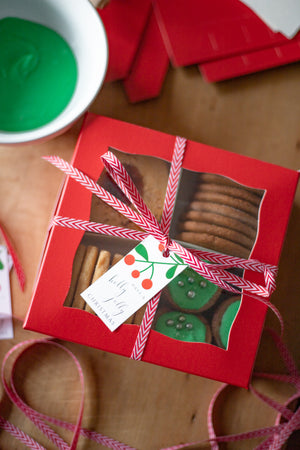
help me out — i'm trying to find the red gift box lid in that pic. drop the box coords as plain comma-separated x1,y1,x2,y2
24,114,299,387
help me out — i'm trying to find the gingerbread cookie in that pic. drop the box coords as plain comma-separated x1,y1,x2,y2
179,221,254,249
178,231,251,258
193,191,259,217
72,245,99,310
165,266,220,313
188,201,258,229
64,244,87,307
84,249,111,313
198,173,263,196
197,182,262,206
182,210,257,241
154,311,211,343
212,296,241,349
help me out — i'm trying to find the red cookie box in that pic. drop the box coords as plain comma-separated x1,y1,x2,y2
24,114,299,388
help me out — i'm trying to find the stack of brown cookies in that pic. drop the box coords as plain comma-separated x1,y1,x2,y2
177,173,264,259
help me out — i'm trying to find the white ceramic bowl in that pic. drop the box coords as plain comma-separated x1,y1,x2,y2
0,0,108,145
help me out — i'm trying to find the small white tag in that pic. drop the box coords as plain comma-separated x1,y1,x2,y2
81,236,187,331
0,245,14,339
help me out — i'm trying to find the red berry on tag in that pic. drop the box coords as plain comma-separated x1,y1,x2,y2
132,270,140,278
158,243,164,252
142,279,153,290
124,254,135,265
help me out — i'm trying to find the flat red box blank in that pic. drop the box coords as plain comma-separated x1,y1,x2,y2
123,10,169,103
200,32,300,82
154,0,288,66
97,0,152,82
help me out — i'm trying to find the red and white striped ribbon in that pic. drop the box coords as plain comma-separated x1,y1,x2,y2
52,216,148,242
1,332,137,450
161,329,300,450
130,136,187,360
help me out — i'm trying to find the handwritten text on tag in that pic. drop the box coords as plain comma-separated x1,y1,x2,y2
81,236,187,331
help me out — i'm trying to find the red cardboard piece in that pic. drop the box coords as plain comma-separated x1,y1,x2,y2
24,114,299,387
123,10,169,103
200,32,300,82
97,0,152,82
154,0,288,66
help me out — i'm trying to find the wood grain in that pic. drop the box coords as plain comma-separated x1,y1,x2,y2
0,58,299,448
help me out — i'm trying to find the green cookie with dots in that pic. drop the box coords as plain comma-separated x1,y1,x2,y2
155,311,209,342
167,267,220,312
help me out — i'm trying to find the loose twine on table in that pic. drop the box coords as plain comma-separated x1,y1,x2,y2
0,322,299,450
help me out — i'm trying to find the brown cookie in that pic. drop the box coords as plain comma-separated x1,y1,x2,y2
179,220,254,250
132,304,148,325
189,201,258,229
91,249,111,283
85,249,111,314
198,173,263,197
178,231,251,258
111,253,123,266
193,191,259,217
72,245,99,309
182,210,257,240
64,244,87,307
197,182,263,206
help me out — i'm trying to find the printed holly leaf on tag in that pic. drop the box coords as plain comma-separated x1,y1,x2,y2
166,265,178,279
173,253,184,264
0,259,4,270
135,243,149,261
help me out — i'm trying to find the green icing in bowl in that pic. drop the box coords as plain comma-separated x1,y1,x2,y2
0,17,77,131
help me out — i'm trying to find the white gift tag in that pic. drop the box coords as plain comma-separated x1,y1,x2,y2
0,245,14,339
81,236,187,331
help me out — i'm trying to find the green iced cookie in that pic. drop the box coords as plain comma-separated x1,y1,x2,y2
154,311,209,342
167,267,220,312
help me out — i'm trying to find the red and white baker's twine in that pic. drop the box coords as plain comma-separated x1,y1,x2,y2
130,136,186,360
0,326,299,449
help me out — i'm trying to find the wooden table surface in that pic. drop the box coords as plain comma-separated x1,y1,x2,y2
0,50,300,449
